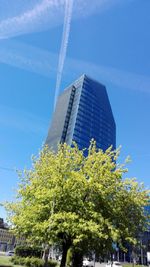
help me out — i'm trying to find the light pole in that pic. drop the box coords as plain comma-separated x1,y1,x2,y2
140,239,144,266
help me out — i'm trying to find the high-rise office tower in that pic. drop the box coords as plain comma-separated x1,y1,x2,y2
46,74,116,152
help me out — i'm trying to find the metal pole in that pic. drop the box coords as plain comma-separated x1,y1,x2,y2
93,253,96,267
141,240,143,266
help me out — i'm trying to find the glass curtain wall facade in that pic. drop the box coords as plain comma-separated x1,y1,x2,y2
46,74,116,152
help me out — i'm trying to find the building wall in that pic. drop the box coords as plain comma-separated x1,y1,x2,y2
0,228,14,251
72,75,116,151
46,86,72,151
0,228,25,251
46,74,116,152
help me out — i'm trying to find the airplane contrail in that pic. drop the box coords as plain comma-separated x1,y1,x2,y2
0,0,65,39
0,39,150,94
0,0,124,40
54,0,74,109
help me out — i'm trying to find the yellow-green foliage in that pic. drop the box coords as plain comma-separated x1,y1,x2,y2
5,141,150,252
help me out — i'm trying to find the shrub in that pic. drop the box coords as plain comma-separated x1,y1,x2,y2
47,260,58,267
30,257,43,267
10,256,20,265
24,257,32,267
11,256,31,266
15,245,42,258
10,256,58,267
19,257,27,265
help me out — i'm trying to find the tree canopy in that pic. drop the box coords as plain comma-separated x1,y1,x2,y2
5,142,150,267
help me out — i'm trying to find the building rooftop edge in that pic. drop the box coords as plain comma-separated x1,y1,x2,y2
61,74,106,95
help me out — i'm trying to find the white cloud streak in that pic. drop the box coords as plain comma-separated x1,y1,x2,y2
0,104,47,136
54,0,74,109
0,0,65,39
0,39,58,76
0,39,150,94
0,0,131,39
64,57,150,94
74,0,122,18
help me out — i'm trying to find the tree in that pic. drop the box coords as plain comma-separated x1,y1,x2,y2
5,142,150,267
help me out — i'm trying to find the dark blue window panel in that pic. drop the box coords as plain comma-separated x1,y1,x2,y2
46,74,116,152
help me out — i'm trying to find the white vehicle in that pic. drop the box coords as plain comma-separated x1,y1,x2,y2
58,255,62,261
106,261,122,267
6,251,14,256
83,258,94,267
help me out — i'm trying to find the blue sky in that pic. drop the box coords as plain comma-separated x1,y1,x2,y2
0,0,150,219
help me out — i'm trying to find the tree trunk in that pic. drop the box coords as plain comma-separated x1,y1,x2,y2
60,241,70,267
72,250,83,267
43,247,49,267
